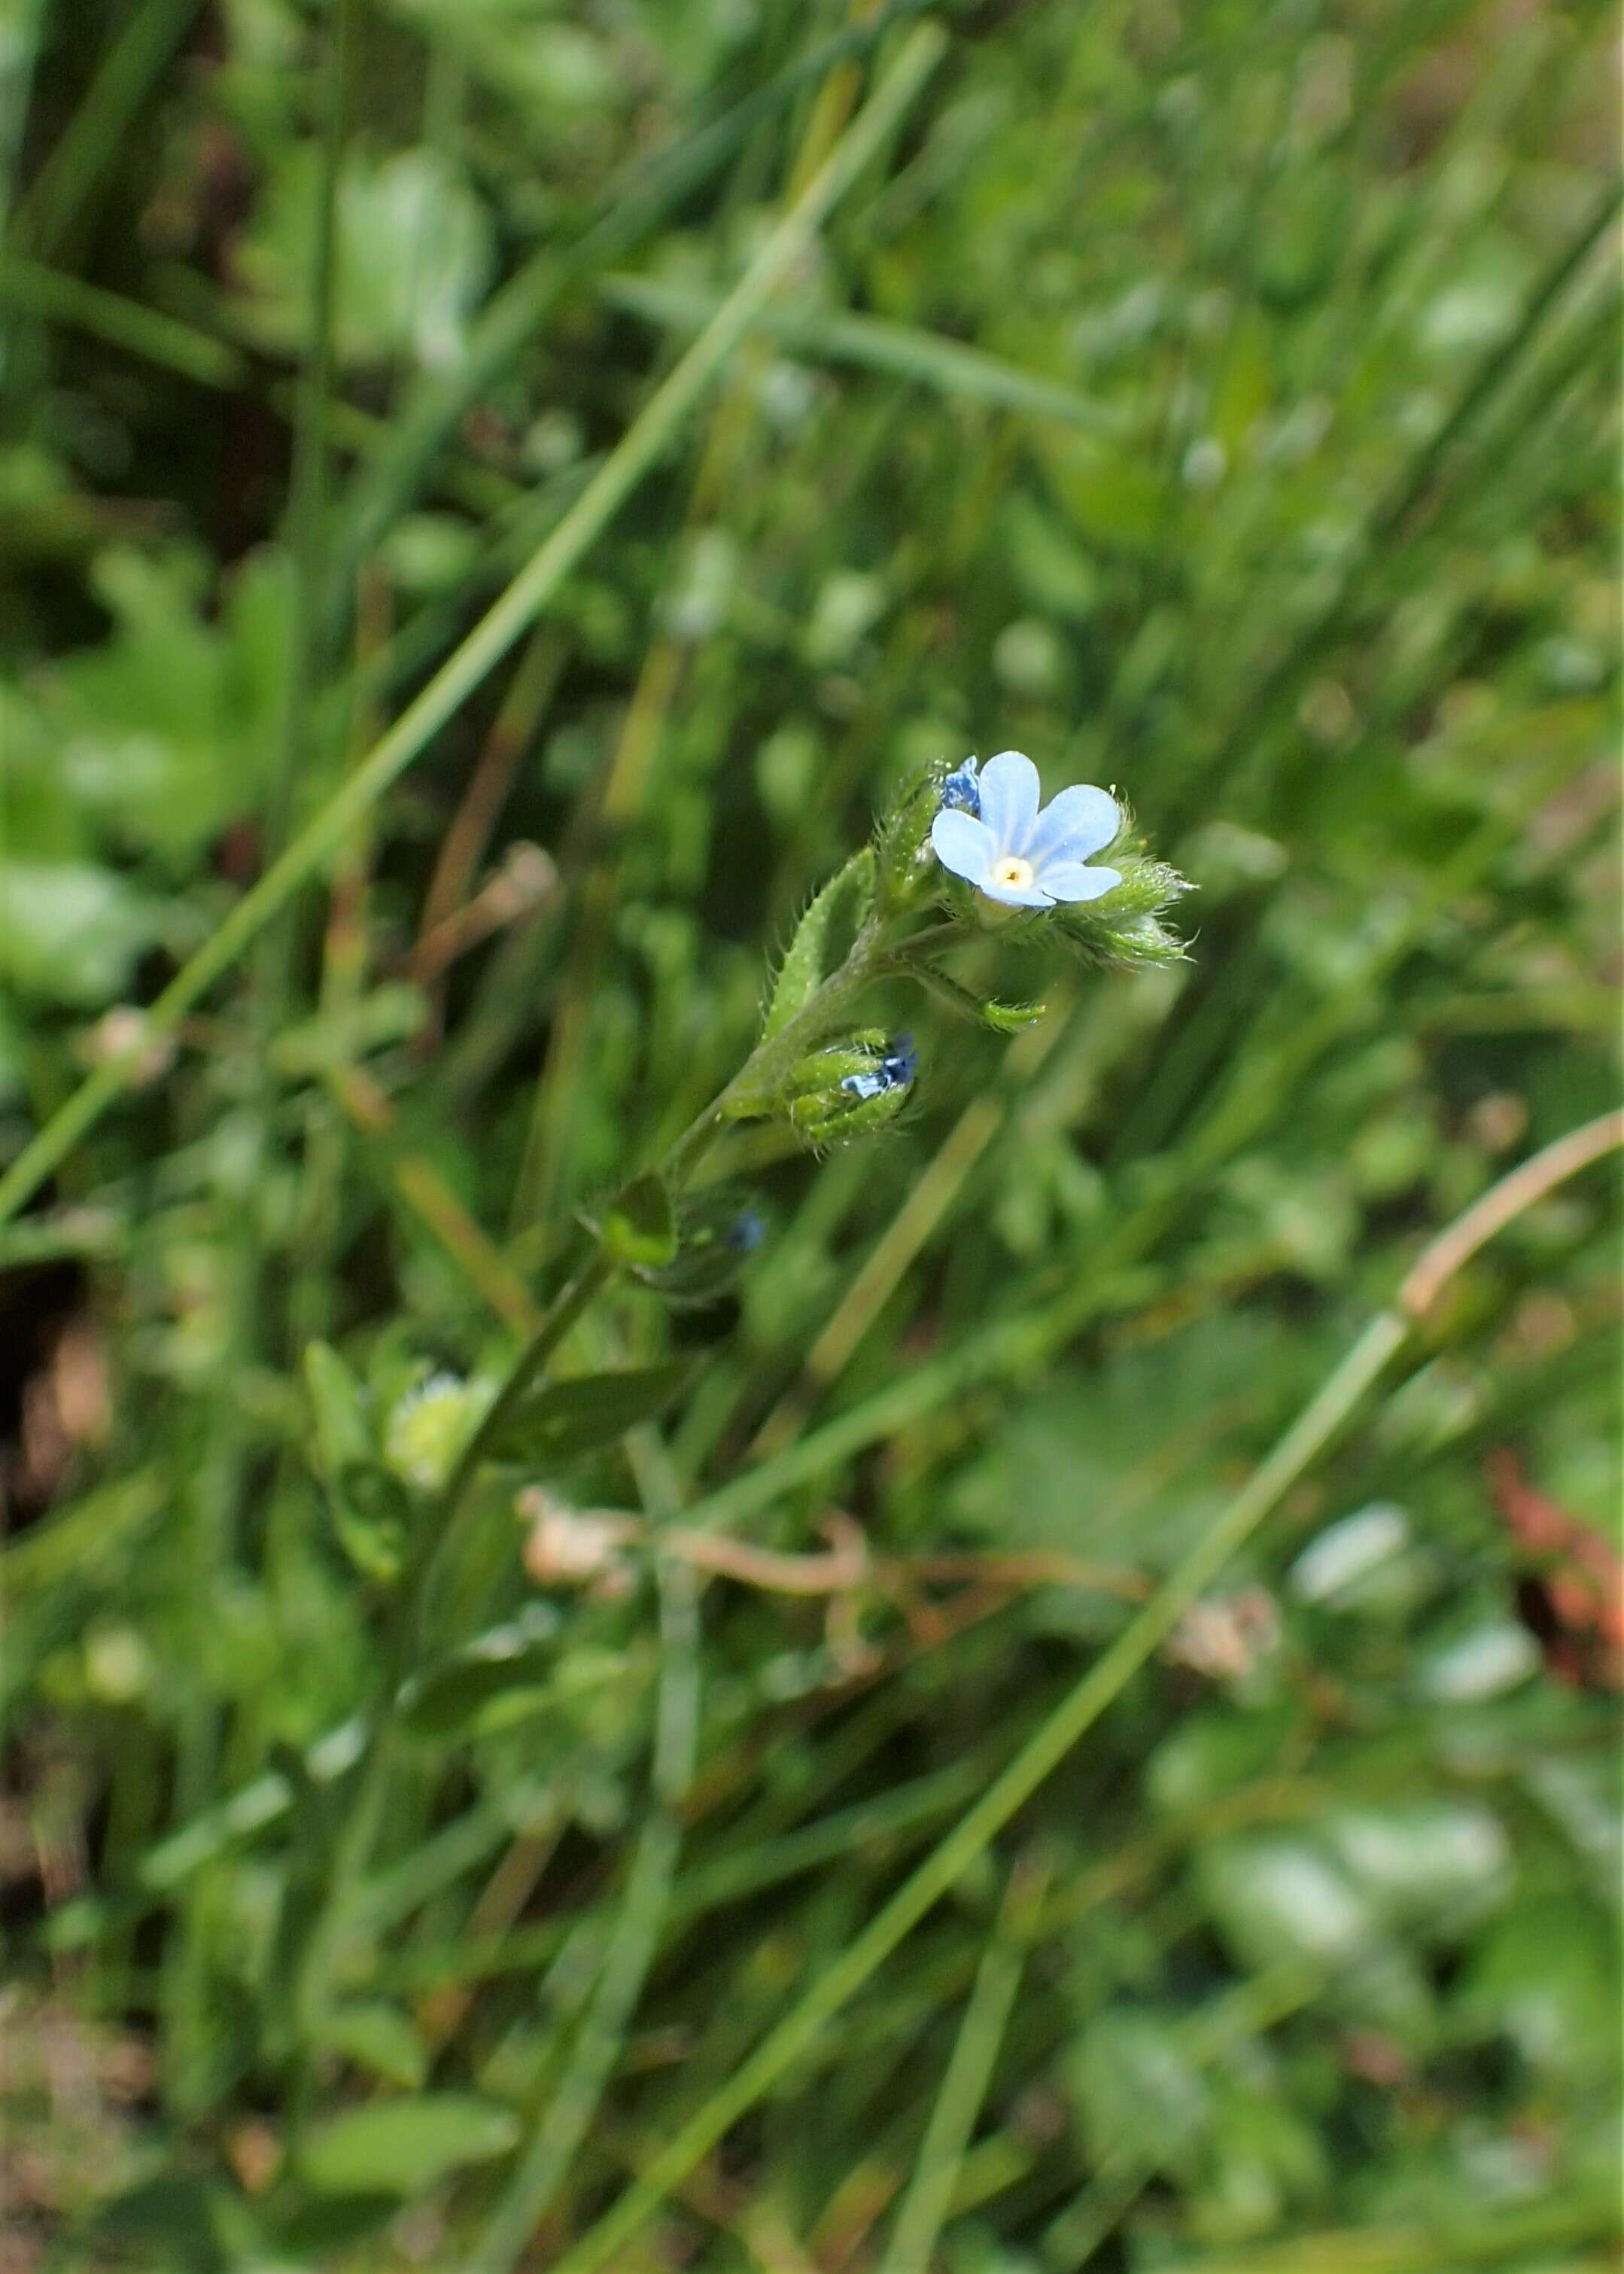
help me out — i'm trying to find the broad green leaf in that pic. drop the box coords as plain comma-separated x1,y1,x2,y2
397,1606,563,1738
1321,1802,1510,1935
486,1361,693,1464
1455,1895,1618,2078
90,2175,224,2262
39,548,288,873
0,860,159,1007
1068,2007,1210,2182
1199,1834,1434,2045
296,2095,519,2197
233,147,494,368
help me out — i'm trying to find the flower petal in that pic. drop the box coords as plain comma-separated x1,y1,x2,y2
975,750,1042,854
1027,784,1120,867
979,875,1054,908
1036,860,1121,903
930,807,997,886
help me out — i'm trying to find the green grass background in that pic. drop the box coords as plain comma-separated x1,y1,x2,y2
0,0,1618,2268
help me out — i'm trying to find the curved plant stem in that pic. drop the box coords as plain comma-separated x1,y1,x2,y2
548,1110,1624,2274
0,20,947,1234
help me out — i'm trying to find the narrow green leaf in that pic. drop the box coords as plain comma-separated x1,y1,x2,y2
304,1341,373,1475
488,1362,694,1465
592,1171,677,1268
318,2002,429,2090
296,2095,519,2197
762,848,874,1041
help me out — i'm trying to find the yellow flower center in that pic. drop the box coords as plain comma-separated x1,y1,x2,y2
991,854,1035,893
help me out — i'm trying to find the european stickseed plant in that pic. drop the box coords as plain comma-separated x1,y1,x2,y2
288,755,1187,2060
312,746,1186,1560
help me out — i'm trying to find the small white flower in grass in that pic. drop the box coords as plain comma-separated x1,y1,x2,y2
385,1371,489,1493
930,750,1122,909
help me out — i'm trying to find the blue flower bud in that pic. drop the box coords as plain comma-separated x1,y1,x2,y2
940,757,981,815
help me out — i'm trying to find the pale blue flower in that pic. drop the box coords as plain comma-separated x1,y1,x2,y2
930,750,1121,909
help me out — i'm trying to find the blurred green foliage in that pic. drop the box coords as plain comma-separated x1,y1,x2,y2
0,0,1618,2269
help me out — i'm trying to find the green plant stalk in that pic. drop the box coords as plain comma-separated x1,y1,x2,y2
877,1859,1039,2274
548,1109,1622,2270
0,26,944,1237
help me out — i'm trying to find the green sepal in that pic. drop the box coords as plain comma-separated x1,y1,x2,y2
762,848,874,1041
780,1031,889,1097
1048,847,1191,971
909,963,1048,1033
584,1170,677,1268
874,759,952,912
983,997,1051,1033
788,1076,913,1146
485,1361,695,1465
724,1022,888,1123
304,1343,406,1582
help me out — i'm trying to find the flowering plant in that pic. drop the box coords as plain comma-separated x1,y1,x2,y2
279,747,1188,2125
